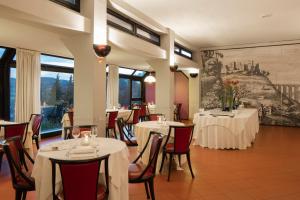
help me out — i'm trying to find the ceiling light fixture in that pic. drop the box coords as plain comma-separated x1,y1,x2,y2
93,44,111,63
144,72,156,83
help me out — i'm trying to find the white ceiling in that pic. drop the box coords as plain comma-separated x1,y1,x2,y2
123,0,300,48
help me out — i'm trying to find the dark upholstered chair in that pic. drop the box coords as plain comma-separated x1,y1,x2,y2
159,125,195,181
129,132,163,200
0,122,29,171
29,114,43,149
3,136,35,200
124,108,140,136
173,103,182,121
63,125,96,140
116,118,138,147
50,154,110,200
106,111,118,138
138,104,148,121
67,111,74,126
148,114,165,121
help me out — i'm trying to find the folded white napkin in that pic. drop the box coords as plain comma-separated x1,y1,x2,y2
68,152,96,159
70,146,95,154
40,145,68,152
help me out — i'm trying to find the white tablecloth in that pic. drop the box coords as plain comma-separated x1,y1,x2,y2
135,121,184,171
0,121,34,156
106,109,132,120
32,138,129,200
193,109,259,149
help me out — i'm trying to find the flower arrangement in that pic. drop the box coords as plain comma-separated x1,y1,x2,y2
221,79,240,111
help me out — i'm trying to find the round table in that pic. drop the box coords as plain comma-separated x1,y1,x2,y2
32,138,129,200
135,121,184,171
193,108,259,149
106,109,132,120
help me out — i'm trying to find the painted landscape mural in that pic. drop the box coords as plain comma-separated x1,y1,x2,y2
200,44,300,126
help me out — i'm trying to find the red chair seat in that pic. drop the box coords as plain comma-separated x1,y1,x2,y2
165,143,174,152
128,162,152,179
97,184,107,200
15,173,35,189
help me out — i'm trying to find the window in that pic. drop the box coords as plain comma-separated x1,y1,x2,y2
174,43,193,59
9,68,16,121
50,0,80,12
118,67,146,107
40,71,73,133
40,55,74,133
107,9,160,46
0,48,5,58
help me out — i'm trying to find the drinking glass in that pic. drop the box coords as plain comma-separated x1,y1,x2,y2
72,126,80,139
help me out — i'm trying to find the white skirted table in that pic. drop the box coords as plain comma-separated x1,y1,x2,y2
193,109,259,149
0,120,34,156
32,138,129,200
135,121,184,171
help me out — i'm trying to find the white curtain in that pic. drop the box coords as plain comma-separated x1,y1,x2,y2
106,65,119,108
15,48,41,122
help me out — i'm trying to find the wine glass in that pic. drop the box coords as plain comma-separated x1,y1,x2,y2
72,126,80,139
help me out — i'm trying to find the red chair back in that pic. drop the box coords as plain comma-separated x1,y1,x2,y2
139,104,147,117
30,114,43,136
116,118,126,142
107,111,118,129
3,123,29,143
149,114,164,121
50,155,110,200
3,137,35,188
169,125,194,153
148,133,163,174
132,109,140,124
67,112,74,126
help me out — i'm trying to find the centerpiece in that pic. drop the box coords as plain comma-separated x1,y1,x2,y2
221,79,241,111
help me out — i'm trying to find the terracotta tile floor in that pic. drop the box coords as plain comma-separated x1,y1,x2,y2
1,125,300,200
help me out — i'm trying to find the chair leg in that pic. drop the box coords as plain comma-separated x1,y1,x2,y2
0,151,3,171
113,128,117,139
178,154,181,167
144,182,150,199
35,138,39,149
22,191,27,200
148,178,155,200
105,129,109,138
168,154,173,181
186,152,195,178
15,190,22,200
159,152,166,173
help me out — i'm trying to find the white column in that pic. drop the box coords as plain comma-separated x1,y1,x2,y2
107,65,119,108
62,0,107,136
149,29,175,120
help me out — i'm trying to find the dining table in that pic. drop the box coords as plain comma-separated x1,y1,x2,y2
193,108,259,149
134,120,185,172
0,120,34,156
31,137,129,200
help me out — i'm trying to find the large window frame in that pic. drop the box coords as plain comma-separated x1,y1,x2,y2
50,0,80,12
174,42,193,60
118,67,147,107
107,8,161,46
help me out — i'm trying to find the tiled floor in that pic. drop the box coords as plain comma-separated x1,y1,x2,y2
1,125,300,200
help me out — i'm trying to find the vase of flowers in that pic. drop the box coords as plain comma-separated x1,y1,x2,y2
221,79,240,111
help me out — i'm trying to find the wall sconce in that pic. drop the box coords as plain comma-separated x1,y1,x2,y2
93,44,111,63
190,73,198,78
170,65,178,72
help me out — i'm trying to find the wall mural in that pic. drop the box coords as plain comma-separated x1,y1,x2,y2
200,44,300,126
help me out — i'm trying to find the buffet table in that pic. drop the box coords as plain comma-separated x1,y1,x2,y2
193,109,259,149
32,138,129,200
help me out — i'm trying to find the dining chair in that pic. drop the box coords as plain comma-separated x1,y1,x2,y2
148,114,165,121
29,114,43,149
159,125,195,181
124,108,140,136
106,111,118,138
128,132,163,200
116,118,138,146
67,111,74,126
138,104,148,121
0,122,29,171
50,154,110,200
3,136,35,200
173,103,182,121
63,125,96,140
